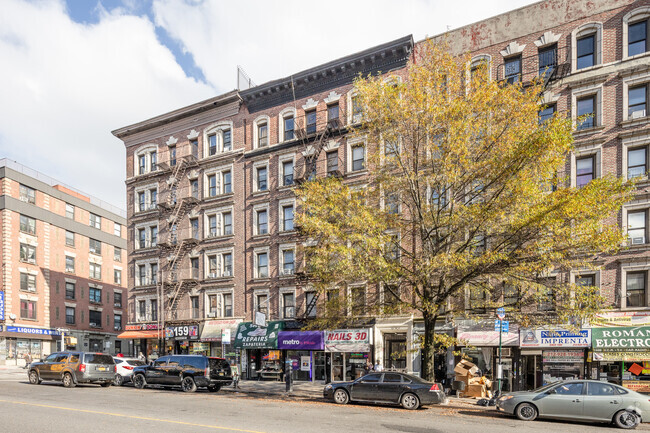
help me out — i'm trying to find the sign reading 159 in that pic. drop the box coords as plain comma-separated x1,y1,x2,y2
171,326,196,337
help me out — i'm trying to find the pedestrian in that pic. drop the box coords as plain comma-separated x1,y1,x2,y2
23,352,32,369
364,359,373,375
138,351,145,362
374,359,383,372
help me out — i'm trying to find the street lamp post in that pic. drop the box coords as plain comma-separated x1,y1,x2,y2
495,308,505,396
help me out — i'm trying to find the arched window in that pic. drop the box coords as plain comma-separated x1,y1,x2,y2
203,121,234,157
133,144,158,176
278,108,296,143
253,115,270,149
572,23,603,72
623,7,650,59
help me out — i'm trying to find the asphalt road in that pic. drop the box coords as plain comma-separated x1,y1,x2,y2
0,376,648,433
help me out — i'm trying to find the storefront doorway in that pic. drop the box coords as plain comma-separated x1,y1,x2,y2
523,354,542,390
384,333,406,370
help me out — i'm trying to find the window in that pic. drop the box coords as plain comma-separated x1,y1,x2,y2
554,382,584,395
256,209,268,235
350,286,366,315
114,223,121,237
208,133,217,156
114,269,121,285
138,300,146,319
223,129,232,152
282,292,295,318
627,271,646,307
66,307,75,325
190,179,199,199
282,205,294,231
19,184,35,204
20,300,36,320
151,299,158,321
327,104,339,127
223,171,232,194
20,215,36,235
150,189,158,207
282,160,294,186
306,110,317,135
20,272,36,292
65,256,75,273
469,289,487,314
151,263,158,284
539,104,556,124
66,282,75,299
351,94,362,122
385,193,399,215
576,155,595,188
191,296,199,319
629,210,647,245
629,85,648,119
327,151,339,175
138,192,145,212
114,247,122,262
65,231,75,247
89,287,102,304
256,166,267,191
256,252,268,278
151,151,157,171
138,155,146,174
386,234,401,261
114,314,122,331
504,55,522,84
89,213,101,230
577,34,595,69
208,174,217,197
351,144,365,171
629,19,648,57
629,147,647,179
114,292,122,308
576,95,595,130
429,187,447,209
306,292,317,318
587,382,616,396
223,253,232,277
65,203,74,219
20,243,36,264
89,239,101,255
284,115,295,141
190,139,199,158
169,145,176,166
282,249,294,275
223,212,232,236
576,274,595,288
137,228,146,249
258,122,268,147
190,218,199,240
207,252,233,278
538,286,555,311
89,263,101,280
89,310,101,327
538,44,557,77
256,294,268,316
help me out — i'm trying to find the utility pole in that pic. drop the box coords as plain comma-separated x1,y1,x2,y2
496,307,505,396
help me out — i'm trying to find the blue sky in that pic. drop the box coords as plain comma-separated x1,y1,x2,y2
0,0,537,209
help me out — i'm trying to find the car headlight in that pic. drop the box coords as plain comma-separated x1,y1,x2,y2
325,385,333,390
498,395,514,402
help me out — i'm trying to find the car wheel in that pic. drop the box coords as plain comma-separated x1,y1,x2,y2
62,373,76,388
133,374,147,389
208,385,221,392
333,389,349,405
181,376,197,393
28,370,41,385
614,410,640,429
113,374,124,386
401,393,420,410
515,403,538,421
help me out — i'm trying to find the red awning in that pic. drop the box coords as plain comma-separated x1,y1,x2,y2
117,330,161,339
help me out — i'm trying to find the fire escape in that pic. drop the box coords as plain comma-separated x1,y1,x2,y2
155,151,201,325
496,45,570,90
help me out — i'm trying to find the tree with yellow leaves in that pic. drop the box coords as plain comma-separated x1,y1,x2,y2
296,41,632,381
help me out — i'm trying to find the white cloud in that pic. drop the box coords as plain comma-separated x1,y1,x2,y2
0,0,213,209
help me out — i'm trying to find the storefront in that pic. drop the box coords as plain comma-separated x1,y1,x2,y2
592,326,650,392
165,323,201,354
325,329,372,382
234,321,285,380
0,325,58,365
411,321,455,382
519,328,590,389
200,319,241,366
117,324,162,361
456,320,520,392
278,330,324,382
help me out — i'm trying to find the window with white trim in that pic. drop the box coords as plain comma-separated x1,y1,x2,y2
20,215,36,235
629,84,648,120
205,122,233,156
89,213,101,230
628,209,648,245
281,291,296,319
19,184,35,204
256,165,268,192
205,167,233,197
256,293,269,316
627,271,647,307
279,109,295,142
280,245,295,276
20,272,36,292
205,250,233,278
628,146,648,179
281,158,294,187
208,291,233,318
572,23,602,71
255,251,269,279
135,224,158,249
349,140,366,172
624,8,650,58
133,145,158,176
65,255,75,273
20,243,36,264
281,203,294,231
255,208,268,235
349,285,366,316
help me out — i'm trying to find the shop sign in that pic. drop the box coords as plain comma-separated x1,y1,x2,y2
325,329,371,352
0,291,4,321
520,329,590,348
234,321,284,349
222,329,231,345
592,350,650,362
278,331,324,350
5,326,59,336
166,325,199,340
125,324,160,331
592,311,650,327
592,326,650,350
623,381,650,393
300,356,311,372
542,349,584,363
200,319,241,342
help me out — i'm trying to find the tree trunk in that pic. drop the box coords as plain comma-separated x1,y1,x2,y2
421,311,437,382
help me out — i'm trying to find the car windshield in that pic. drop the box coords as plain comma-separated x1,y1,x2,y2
84,354,114,364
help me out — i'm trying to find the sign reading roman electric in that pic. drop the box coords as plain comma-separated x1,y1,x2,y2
325,329,371,352
520,329,590,348
592,326,650,350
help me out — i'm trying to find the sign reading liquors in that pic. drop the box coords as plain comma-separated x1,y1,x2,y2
6,326,60,335
592,326,650,350
520,329,591,348
0,291,4,321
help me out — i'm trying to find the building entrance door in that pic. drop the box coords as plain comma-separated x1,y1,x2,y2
523,355,542,390
331,353,344,381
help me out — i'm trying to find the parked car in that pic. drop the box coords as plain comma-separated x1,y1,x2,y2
323,372,446,410
496,380,650,429
28,352,115,388
131,355,232,393
112,357,146,386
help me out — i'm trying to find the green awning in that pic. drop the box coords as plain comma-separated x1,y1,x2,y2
234,321,285,349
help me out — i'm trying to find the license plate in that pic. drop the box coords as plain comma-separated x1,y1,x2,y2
218,372,224,376
98,367,107,371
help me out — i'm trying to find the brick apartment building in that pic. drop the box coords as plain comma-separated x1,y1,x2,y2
113,0,650,389
0,159,127,365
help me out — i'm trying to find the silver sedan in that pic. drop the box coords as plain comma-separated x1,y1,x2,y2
496,380,650,429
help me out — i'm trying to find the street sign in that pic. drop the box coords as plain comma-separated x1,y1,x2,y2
495,320,509,333
496,307,505,320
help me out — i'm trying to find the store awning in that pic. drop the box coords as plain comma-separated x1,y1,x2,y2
200,319,242,342
234,321,285,349
117,330,161,339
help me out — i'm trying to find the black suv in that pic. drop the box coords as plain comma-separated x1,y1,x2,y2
28,352,115,388
131,355,232,392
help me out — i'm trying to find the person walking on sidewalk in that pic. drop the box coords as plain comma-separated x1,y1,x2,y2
23,353,32,369
374,359,383,372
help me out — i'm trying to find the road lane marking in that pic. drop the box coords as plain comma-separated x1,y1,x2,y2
0,399,270,433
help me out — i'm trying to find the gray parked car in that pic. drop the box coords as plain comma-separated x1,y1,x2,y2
28,351,115,388
496,380,650,429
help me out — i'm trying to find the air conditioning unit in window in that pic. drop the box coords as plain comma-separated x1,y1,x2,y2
207,312,216,318
632,237,645,245
631,109,647,120
500,348,512,357
208,273,217,279
281,269,295,276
